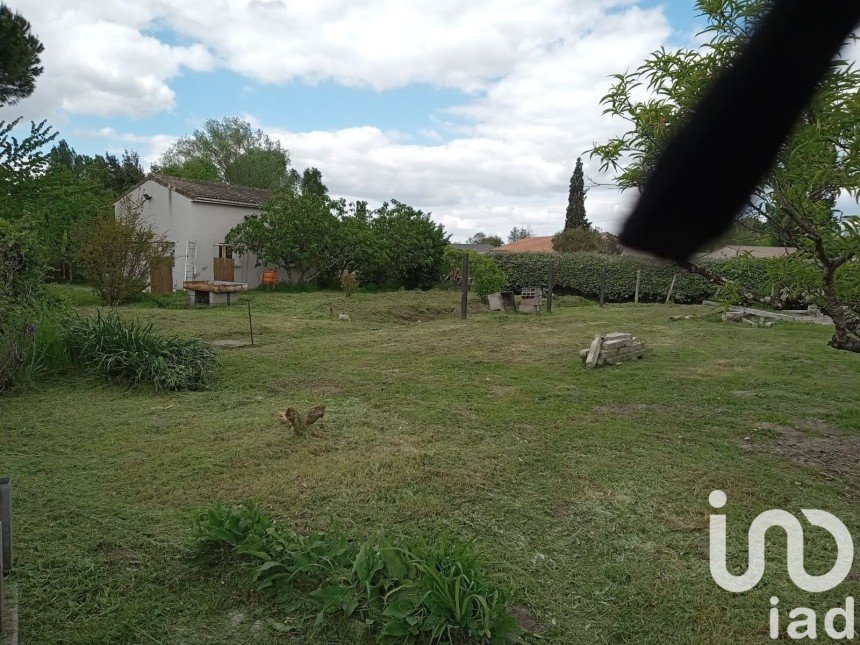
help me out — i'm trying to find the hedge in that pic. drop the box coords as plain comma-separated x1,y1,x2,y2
491,252,728,303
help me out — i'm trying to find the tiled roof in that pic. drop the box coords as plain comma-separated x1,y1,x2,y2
493,236,555,252
149,174,271,206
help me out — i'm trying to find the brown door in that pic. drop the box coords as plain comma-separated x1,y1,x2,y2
213,256,235,281
150,262,173,294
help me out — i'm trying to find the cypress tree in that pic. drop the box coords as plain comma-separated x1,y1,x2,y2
564,157,590,230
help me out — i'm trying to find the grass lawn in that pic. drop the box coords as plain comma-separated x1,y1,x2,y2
1,287,858,643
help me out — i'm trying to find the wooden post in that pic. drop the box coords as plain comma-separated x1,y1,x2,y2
546,261,554,313
0,477,10,574
460,254,469,320
665,273,677,304
247,301,255,346
599,266,607,307
634,269,641,304
0,520,4,633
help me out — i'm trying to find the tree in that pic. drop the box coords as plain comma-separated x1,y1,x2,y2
0,4,43,106
224,148,289,189
155,117,290,186
590,0,860,352
467,232,503,247
154,157,219,183
76,195,173,305
508,226,532,243
226,173,344,284
369,200,449,289
552,227,619,254
0,118,56,191
564,157,589,230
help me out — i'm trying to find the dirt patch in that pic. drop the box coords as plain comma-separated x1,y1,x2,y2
508,606,543,634
745,423,859,492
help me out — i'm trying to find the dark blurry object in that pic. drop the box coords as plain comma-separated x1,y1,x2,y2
620,0,860,261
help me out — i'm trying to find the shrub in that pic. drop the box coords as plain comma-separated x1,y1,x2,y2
340,270,358,297
76,195,173,306
191,500,521,643
63,312,218,391
552,228,620,254
443,246,508,300
492,252,717,303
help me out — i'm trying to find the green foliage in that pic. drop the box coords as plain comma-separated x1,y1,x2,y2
191,500,520,643
493,252,715,302
155,157,220,183
369,200,449,289
589,0,860,349
63,312,218,391
223,147,289,189
155,116,291,187
47,140,146,197
466,232,504,247
76,196,173,305
552,227,618,254
564,157,589,231
228,185,344,284
0,215,46,309
0,117,57,188
0,4,43,106
443,246,507,300
507,226,531,243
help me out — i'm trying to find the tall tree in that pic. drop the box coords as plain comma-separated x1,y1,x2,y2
590,0,860,352
224,148,289,189
467,232,503,247
564,157,589,230
155,117,291,186
507,226,532,243
0,4,43,106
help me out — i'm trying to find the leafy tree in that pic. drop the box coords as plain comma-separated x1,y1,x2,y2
154,157,219,183
46,140,144,195
507,226,532,243
590,0,860,351
226,178,344,285
564,157,590,230
0,4,43,106
0,118,57,190
156,117,290,186
370,200,449,289
552,227,619,254
76,195,173,305
224,148,289,189
467,232,503,247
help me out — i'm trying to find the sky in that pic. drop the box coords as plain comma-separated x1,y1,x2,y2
2,0,708,241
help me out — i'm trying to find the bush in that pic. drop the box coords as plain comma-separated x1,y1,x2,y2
492,252,717,302
76,195,173,306
552,228,620,254
340,270,358,297
192,500,521,643
63,312,218,391
443,246,508,300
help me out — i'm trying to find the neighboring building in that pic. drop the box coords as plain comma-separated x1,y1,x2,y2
451,242,498,254
116,175,271,291
694,245,798,261
493,236,554,253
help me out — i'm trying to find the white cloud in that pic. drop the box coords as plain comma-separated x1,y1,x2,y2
4,0,672,237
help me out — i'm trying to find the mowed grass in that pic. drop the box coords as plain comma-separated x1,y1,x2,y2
1,287,858,643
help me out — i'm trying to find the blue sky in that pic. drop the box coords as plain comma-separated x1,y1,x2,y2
5,0,707,239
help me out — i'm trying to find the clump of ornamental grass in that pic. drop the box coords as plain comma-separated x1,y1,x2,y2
63,311,218,391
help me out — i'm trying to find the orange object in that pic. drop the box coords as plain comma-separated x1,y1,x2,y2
262,270,279,289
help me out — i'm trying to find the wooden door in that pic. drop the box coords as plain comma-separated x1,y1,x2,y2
213,256,235,281
150,262,173,294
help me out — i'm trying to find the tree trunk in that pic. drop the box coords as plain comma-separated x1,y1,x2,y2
821,265,860,352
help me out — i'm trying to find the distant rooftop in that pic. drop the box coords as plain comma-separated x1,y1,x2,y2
493,236,555,253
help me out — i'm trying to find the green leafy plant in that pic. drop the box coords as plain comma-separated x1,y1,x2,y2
443,246,507,300
191,501,521,643
63,312,218,391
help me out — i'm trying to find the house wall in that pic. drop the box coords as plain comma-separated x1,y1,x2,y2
118,180,266,290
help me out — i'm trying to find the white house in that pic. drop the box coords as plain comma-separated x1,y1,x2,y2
117,174,271,291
